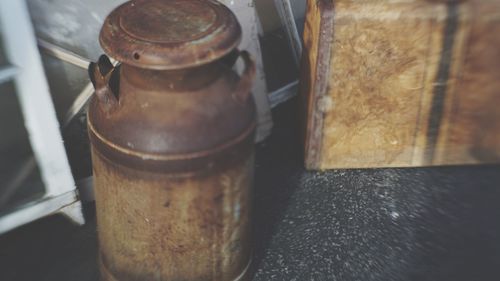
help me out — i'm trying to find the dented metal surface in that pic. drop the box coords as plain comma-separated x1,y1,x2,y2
88,0,256,280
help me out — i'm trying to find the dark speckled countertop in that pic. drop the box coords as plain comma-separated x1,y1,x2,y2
1,98,499,281
250,99,500,281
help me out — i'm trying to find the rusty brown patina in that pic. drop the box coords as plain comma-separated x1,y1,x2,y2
88,0,256,280
99,0,242,70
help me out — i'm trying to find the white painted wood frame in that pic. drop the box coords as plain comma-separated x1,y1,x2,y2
0,0,84,234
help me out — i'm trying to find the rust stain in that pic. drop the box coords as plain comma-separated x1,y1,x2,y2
88,1,256,280
99,0,242,70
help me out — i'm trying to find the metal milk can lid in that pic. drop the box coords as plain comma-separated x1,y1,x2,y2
99,0,242,70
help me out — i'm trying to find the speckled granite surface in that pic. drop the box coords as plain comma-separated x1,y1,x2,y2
250,99,500,281
1,99,499,281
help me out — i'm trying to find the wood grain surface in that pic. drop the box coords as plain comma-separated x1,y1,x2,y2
301,0,500,169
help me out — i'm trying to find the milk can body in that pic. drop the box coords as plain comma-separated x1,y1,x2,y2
87,1,256,280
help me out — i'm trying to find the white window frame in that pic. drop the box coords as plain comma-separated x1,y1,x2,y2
0,0,83,234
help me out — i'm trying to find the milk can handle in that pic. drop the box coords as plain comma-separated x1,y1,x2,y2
233,50,256,103
88,55,118,112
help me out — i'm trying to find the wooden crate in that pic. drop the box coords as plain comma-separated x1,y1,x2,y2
301,0,500,169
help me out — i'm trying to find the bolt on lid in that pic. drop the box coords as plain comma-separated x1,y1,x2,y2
99,0,242,70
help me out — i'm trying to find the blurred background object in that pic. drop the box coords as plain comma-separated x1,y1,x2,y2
273,0,304,67
0,0,83,234
255,0,306,107
219,0,273,142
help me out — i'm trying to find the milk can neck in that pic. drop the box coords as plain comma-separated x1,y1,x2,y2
120,61,227,92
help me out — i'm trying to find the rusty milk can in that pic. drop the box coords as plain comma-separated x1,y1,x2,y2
87,0,256,280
